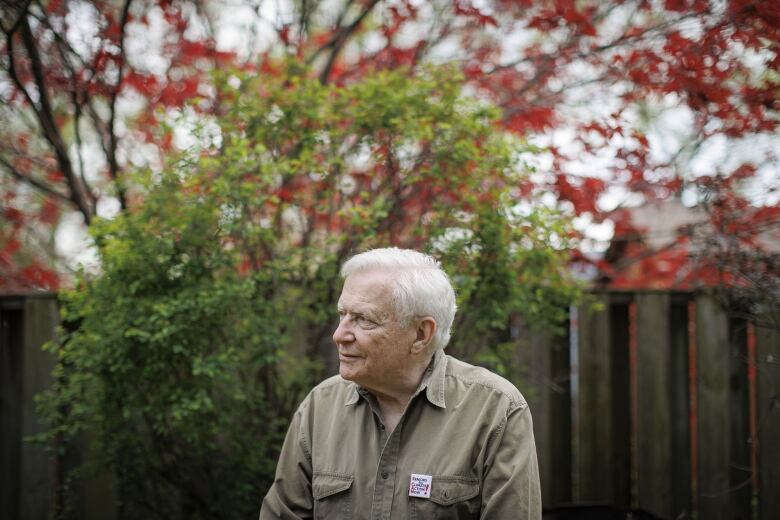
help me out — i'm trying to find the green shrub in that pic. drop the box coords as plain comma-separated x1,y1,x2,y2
38,65,579,519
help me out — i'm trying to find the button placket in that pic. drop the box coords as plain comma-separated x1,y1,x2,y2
371,416,405,520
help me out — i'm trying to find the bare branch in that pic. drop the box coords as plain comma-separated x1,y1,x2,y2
487,10,703,77
330,0,355,34
5,28,42,115
310,0,380,84
71,103,97,213
36,6,98,213
10,15,93,222
0,155,72,204
107,0,133,211
30,0,131,212
298,0,312,44
0,0,32,34
304,0,354,63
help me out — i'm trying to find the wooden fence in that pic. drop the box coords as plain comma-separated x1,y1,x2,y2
523,290,780,520
3,291,779,519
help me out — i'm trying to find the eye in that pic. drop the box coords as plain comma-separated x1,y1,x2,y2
355,315,377,328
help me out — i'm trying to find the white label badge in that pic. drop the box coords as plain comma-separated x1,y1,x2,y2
409,473,433,498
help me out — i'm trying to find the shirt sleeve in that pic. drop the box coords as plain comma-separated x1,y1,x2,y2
259,402,314,520
480,403,542,519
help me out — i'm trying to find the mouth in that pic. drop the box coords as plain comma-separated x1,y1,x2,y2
339,352,362,362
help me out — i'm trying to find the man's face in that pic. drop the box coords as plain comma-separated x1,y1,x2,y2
332,269,417,393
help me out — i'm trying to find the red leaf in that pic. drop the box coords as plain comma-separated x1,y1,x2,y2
504,106,555,134
39,199,60,225
47,170,65,183
279,25,291,45
20,264,60,290
454,1,499,28
3,238,21,255
4,207,24,225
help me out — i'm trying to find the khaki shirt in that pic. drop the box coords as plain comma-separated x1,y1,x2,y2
260,350,542,519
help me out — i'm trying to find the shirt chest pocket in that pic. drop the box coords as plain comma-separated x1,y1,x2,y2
313,472,353,520
410,476,481,520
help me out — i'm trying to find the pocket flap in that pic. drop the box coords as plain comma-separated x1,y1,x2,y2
428,476,480,506
313,472,354,500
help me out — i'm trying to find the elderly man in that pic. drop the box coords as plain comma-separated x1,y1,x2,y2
260,248,541,519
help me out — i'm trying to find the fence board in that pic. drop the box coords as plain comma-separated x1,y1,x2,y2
19,297,58,520
635,293,672,518
756,320,780,520
528,328,553,507
729,319,751,520
1,305,23,520
669,303,691,519
575,296,614,503
548,328,572,506
517,323,571,507
609,303,631,508
696,295,730,520
514,321,549,505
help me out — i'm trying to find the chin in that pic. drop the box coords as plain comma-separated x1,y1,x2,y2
339,365,356,381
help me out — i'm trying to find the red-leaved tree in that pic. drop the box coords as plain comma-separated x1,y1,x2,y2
2,0,778,298
1,0,233,289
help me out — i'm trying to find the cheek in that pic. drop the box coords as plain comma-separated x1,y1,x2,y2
359,331,390,358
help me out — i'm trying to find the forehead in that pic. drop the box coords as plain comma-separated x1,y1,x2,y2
338,270,395,313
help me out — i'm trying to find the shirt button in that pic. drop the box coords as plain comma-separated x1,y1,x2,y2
381,471,389,479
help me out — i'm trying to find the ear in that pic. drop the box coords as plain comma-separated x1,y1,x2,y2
411,317,437,355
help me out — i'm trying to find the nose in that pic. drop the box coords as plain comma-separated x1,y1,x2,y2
333,315,354,345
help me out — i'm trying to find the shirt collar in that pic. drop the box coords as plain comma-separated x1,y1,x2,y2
344,385,360,406
420,348,447,408
343,349,448,409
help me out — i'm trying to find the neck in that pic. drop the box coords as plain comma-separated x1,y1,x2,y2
370,375,419,419
369,351,437,432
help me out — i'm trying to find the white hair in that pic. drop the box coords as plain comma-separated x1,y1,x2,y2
340,248,457,351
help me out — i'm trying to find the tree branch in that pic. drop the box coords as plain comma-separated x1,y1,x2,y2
0,0,32,34
107,0,133,211
38,6,98,214
13,15,93,223
297,0,313,46
305,0,354,63
312,0,380,84
0,156,72,203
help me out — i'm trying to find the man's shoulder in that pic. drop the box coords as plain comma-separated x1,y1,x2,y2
444,354,528,410
298,374,354,408
312,374,352,393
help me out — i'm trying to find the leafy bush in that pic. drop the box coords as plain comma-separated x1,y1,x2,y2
38,65,579,519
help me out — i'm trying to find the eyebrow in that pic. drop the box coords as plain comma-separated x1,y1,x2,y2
337,305,383,322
